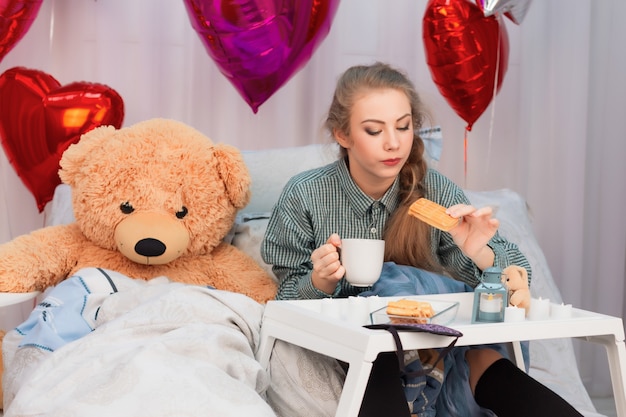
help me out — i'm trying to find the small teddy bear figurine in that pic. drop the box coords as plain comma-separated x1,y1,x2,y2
502,265,531,314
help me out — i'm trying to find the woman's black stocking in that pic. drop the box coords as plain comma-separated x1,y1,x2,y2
474,358,584,417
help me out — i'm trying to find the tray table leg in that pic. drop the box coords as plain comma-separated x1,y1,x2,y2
256,322,278,368
335,359,374,417
584,334,626,417
511,341,526,370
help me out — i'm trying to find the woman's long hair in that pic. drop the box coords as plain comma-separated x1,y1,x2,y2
324,62,444,273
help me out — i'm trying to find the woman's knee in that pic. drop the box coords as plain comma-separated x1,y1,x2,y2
466,348,503,395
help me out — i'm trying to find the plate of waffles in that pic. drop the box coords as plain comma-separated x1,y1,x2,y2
370,298,459,325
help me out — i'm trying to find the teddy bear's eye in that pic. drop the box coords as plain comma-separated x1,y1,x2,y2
176,206,188,219
120,202,135,214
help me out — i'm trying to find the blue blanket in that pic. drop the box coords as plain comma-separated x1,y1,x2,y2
361,262,473,297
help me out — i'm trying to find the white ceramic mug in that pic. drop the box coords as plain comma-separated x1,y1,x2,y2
340,238,385,287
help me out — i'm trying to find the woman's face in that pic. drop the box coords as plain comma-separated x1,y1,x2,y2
335,88,414,199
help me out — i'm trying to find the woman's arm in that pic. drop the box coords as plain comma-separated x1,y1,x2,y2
426,170,532,288
261,181,339,300
436,228,532,288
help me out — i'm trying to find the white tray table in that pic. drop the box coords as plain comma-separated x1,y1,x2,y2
257,292,626,417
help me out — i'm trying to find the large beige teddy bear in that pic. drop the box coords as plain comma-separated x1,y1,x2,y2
0,118,278,406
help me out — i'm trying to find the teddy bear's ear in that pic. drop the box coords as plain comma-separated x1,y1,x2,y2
213,144,251,209
59,125,118,186
504,265,529,281
502,265,528,285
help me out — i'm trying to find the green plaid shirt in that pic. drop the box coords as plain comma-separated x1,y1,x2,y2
261,158,531,300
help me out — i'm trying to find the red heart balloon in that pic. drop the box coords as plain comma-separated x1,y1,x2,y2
0,0,43,63
423,0,509,131
183,0,340,113
0,67,124,211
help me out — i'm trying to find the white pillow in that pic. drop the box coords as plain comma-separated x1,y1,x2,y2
44,184,75,226
241,144,339,215
240,131,441,216
231,214,275,280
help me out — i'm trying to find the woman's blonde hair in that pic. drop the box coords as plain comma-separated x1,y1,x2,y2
324,62,444,273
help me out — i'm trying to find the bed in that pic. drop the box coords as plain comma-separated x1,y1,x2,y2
0,143,605,416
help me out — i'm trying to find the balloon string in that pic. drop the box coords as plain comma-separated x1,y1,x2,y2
464,127,468,188
49,3,56,52
487,16,503,174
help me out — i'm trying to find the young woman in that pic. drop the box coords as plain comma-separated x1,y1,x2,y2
261,62,582,417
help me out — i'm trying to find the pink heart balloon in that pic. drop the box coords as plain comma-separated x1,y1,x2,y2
183,0,340,113
0,0,44,63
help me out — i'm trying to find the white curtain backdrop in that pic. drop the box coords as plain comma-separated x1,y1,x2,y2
0,0,624,397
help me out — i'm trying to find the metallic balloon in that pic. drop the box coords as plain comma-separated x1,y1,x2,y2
0,67,125,211
423,0,509,131
183,0,340,113
476,0,533,25
0,0,43,63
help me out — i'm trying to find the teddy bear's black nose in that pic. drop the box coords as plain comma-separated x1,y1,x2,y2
134,238,167,257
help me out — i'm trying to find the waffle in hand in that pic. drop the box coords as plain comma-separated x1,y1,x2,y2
407,198,460,232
